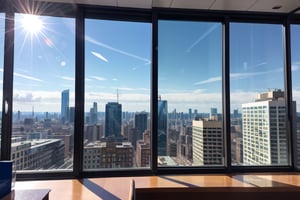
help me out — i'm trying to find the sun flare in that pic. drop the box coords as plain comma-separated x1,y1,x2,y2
21,14,44,35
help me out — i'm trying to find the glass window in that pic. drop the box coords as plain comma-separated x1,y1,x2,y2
12,13,75,171
158,20,223,167
291,25,300,168
230,23,288,166
84,19,151,170
0,13,4,155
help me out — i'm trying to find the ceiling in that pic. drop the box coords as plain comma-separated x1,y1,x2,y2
40,0,300,13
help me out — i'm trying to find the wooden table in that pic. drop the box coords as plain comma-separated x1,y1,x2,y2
11,173,300,200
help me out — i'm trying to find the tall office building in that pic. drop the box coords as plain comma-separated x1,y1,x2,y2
136,129,151,167
242,89,293,165
61,89,69,123
188,108,192,120
105,102,122,138
158,97,168,156
90,102,98,125
210,107,218,120
192,118,223,165
69,107,75,123
134,112,148,140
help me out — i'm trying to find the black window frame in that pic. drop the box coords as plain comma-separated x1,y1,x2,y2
0,0,299,180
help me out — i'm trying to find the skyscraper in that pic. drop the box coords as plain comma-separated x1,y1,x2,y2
105,102,122,138
135,112,148,140
90,102,98,125
192,118,223,165
242,89,294,165
61,89,69,123
210,107,217,120
158,97,168,156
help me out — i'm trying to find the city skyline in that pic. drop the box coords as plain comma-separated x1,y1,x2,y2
1,14,300,114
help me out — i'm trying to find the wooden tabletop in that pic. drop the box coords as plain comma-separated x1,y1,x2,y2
13,173,300,200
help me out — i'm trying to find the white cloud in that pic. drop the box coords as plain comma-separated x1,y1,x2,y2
14,72,43,82
194,76,221,85
111,87,149,92
91,51,108,63
86,35,150,64
60,76,75,81
90,76,106,81
194,67,283,85
13,90,73,112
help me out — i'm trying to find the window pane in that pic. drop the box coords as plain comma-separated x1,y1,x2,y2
84,19,151,170
158,20,223,167
291,25,300,168
0,13,4,154
12,14,75,171
230,23,288,166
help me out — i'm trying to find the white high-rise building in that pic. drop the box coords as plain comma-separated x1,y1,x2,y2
242,89,292,165
192,119,223,165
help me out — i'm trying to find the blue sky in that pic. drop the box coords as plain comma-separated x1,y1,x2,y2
0,13,300,114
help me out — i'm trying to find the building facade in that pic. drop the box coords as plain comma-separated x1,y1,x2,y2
134,112,148,140
158,98,168,156
61,89,69,123
192,119,223,165
242,89,293,165
83,140,133,169
105,102,122,138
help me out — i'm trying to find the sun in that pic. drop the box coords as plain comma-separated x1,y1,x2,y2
21,14,44,36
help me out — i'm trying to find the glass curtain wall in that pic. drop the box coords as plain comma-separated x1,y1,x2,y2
158,20,223,167
230,23,288,166
84,19,151,170
12,13,75,171
0,13,4,155
291,25,300,168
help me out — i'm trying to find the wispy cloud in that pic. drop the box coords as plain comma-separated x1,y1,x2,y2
60,76,75,81
186,23,219,52
114,87,149,91
86,35,151,64
194,67,283,85
14,92,42,102
91,51,108,63
194,76,222,85
14,72,43,82
90,76,106,81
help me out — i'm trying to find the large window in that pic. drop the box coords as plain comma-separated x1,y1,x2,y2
230,23,288,166
0,2,299,178
0,13,4,155
158,20,223,167
12,13,75,171
291,25,300,168
84,19,151,170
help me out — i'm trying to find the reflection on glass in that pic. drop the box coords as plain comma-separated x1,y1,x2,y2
291,25,300,168
158,20,223,167
12,14,75,171
0,13,4,154
230,23,288,166
84,19,151,170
